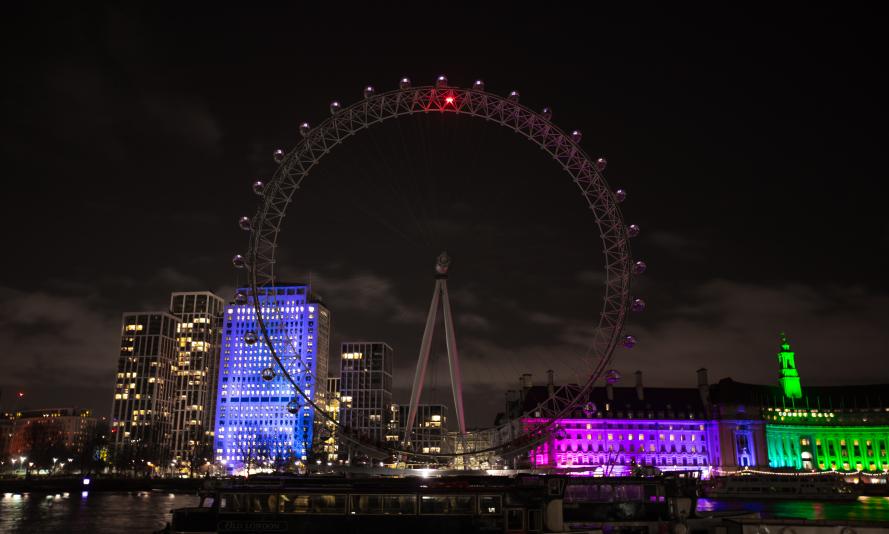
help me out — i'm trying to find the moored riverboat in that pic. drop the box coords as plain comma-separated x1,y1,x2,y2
703,472,859,501
161,472,701,533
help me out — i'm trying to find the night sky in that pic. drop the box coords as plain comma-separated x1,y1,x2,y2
1,6,886,426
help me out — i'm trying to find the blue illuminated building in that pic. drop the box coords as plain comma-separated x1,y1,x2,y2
213,285,330,472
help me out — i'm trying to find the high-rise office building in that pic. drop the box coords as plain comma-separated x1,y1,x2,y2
322,377,341,462
169,291,225,470
214,285,330,473
110,312,179,468
398,403,448,455
339,342,393,446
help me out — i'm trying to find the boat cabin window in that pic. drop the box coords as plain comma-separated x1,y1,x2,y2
383,495,417,515
528,508,543,533
478,495,502,515
220,493,277,513
220,493,241,512
279,494,346,514
613,484,643,502
279,494,311,513
250,494,277,513
565,483,644,503
420,495,476,515
506,508,524,530
350,494,415,515
565,484,611,503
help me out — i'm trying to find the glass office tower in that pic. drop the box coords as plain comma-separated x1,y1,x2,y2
214,285,330,473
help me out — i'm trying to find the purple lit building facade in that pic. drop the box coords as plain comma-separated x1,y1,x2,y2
525,417,717,474
518,369,768,476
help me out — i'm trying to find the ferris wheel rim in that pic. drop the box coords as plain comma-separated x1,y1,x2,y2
240,81,635,461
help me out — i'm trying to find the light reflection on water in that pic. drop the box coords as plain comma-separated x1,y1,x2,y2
698,496,889,522
2,492,888,531
0,491,199,533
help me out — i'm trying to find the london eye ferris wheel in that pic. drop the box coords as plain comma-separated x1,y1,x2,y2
230,75,646,466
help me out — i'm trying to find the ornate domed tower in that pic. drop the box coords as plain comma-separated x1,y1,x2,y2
777,332,802,399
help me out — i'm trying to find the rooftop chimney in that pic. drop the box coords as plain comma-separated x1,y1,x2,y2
547,369,554,397
697,368,711,415
521,373,533,391
697,368,709,388
606,382,614,402
634,370,644,401
519,374,532,404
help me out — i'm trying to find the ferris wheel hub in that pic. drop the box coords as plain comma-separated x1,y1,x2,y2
435,252,451,275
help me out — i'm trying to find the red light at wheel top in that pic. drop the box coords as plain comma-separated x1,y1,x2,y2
445,96,454,104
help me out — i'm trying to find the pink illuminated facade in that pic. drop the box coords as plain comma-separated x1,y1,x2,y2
524,417,719,475
512,369,769,476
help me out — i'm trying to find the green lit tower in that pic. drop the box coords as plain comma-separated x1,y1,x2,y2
777,332,802,399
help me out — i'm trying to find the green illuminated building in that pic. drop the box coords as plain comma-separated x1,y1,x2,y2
710,334,889,473
765,421,889,471
777,333,802,400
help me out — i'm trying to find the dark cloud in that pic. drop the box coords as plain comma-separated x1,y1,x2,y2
305,271,425,325
0,287,120,410
457,313,492,331
1,5,886,426
622,280,889,387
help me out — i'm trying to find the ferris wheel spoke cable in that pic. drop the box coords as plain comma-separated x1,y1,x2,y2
326,138,424,250
395,115,438,233
361,123,433,247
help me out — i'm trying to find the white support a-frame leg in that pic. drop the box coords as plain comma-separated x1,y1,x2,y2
404,253,467,446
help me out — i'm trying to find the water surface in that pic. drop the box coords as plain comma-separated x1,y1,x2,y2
2,492,888,532
0,491,199,533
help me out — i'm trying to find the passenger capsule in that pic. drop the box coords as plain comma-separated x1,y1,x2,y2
508,90,520,102
632,260,647,275
623,335,637,349
273,149,285,163
299,122,310,137
234,291,248,305
329,101,341,115
436,75,448,88
244,331,258,345
363,85,375,99
605,369,622,383
261,367,276,381
541,107,552,121
595,157,607,171
555,428,567,440
238,216,252,231
399,77,411,89
286,399,300,414
627,224,640,238
631,298,646,312
472,80,485,91
583,402,597,416
232,255,246,269
252,180,265,196
571,130,582,143
614,188,627,203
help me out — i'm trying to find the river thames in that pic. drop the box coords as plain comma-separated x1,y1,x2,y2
1,492,888,533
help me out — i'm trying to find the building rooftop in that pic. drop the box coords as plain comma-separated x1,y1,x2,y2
711,377,889,411
516,384,708,419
